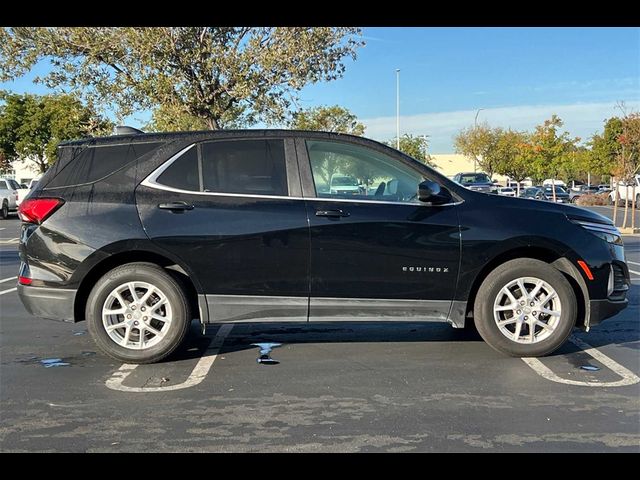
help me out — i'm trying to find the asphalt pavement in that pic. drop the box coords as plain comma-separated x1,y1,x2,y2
0,208,638,452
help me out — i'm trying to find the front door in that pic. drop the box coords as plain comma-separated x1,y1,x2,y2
297,138,461,322
136,137,310,323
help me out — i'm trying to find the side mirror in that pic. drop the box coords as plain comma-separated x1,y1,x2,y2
418,180,452,205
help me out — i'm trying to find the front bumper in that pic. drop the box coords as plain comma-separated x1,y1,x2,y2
589,298,628,326
17,284,77,322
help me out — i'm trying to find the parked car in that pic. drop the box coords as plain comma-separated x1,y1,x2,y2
0,178,20,219
17,129,629,363
569,185,600,204
609,175,640,208
520,186,542,199
535,186,571,203
15,176,42,207
329,174,361,195
452,172,497,194
497,187,516,197
542,179,567,188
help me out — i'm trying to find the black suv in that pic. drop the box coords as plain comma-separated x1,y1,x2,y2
17,130,630,363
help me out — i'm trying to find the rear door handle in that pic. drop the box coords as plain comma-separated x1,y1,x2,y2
315,209,350,218
158,201,195,212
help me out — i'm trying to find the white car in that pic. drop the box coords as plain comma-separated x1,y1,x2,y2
0,178,20,219
329,175,361,195
497,187,516,197
16,176,41,206
609,175,640,208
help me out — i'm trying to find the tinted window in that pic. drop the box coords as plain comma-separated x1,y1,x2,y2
156,146,200,191
7,179,20,190
306,140,424,203
47,142,162,188
201,139,287,196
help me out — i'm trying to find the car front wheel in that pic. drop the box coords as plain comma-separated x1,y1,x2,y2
473,258,576,357
86,262,191,364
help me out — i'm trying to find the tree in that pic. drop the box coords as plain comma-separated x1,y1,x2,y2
387,134,435,167
290,105,366,187
0,91,112,173
454,123,501,176
290,105,365,135
527,115,579,201
616,111,640,229
0,27,364,129
492,130,531,196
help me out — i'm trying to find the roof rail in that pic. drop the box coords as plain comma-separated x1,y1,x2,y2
114,126,145,136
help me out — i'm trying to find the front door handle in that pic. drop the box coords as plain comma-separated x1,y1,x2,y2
158,201,195,212
315,209,350,218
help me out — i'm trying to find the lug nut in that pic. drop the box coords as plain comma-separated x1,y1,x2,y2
143,316,148,321
133,321,139,326
141,307,146,312
524,316,528,320
520,301,525,306
530,302,534,306
126,314,132,319
532,311,537,316
131,305,136,310
516,310,522,314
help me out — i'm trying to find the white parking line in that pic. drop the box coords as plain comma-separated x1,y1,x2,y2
105,324,234,392
628,260,640,267
629,269,640,276
0,287,17,296
522,335,640,387
0,276,17,284
0,238,19,244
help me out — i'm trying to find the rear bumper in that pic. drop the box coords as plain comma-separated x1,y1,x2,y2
17,285,76,322
589,298,628,326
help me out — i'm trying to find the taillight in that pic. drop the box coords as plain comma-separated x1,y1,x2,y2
18,276,32,285
18,198,64,224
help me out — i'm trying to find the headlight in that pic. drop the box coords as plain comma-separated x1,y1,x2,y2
569,217,623,245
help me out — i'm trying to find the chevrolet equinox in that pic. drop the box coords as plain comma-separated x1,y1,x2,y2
17,129,630,363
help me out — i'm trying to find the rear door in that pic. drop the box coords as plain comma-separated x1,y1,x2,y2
296,137,461,322
136,136,310,323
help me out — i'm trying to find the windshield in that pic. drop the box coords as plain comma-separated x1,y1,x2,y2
331,176,358,187
459,173,491,184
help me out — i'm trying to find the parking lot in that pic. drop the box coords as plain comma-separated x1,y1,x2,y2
1,207,639,452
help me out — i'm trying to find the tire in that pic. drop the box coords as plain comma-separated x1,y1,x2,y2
635,195,640,210
473,258,577,357
86,262,191,364
1,201,8,220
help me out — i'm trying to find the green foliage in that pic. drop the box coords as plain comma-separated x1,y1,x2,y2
0,91,112,173
492,130,531,185
1,27,364,129
386,134,434,167
290,105,365,135
453,123,502,176
589,117,622,177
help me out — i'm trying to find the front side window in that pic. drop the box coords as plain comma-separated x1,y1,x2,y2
154,139,288,197
306,140,425,203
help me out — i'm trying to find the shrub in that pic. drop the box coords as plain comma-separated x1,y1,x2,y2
575,192,610,206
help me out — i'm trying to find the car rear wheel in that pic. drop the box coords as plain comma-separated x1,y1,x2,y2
1,201,8,219
86,262,191,364
473,258,576,357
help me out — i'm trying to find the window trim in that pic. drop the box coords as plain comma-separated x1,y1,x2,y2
141,138,296,199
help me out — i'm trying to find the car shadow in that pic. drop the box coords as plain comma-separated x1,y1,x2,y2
171,320,484,362
168,282,639,363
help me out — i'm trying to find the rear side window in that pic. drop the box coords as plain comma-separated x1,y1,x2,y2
201,140,287,196
46,142,162,188
156,146,199,191
154,139,288,196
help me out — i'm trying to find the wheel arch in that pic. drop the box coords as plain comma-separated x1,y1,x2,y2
73,249,202,324
461,247,589,329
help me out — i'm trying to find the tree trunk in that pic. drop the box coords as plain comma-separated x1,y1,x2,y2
207,116,221,130
632,182,636,231
613,178,619,226
622,181,629,229
551,178,556,202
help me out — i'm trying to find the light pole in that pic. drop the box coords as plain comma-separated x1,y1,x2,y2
473,108,484,172
396,69,400,149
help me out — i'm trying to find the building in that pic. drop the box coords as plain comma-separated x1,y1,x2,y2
0,158,41,185
430,153,508,183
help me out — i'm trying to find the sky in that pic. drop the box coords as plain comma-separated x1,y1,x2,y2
2,27,639,153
